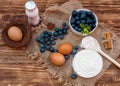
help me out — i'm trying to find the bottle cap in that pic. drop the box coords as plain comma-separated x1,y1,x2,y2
25,0,36,10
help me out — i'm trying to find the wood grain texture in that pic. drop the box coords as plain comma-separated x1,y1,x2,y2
0,0,120,86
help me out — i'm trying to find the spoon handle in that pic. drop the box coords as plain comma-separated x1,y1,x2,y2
99,50,120,68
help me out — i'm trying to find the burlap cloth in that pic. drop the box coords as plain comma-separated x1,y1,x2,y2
26,0,120,86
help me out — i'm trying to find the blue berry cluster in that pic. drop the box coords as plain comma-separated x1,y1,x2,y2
70,10,96,32
36,22,69,53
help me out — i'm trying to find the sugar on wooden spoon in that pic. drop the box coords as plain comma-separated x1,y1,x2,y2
80,36,120,68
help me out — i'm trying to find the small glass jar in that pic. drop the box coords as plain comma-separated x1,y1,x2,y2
25,0,40,26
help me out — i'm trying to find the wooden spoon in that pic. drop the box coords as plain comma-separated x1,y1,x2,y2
81,36,120,68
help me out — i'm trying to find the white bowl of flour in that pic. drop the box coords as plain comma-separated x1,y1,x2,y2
72,50,103,78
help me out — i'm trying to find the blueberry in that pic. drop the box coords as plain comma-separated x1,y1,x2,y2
40,48,45,52
48,32,52,36
44,34,49,38
70,18,75,24
86,11,93,16
50,47,54,52
47,41,51,45
59,35,64,39
43,30,48,34
74,26,79,31
46,45,50,50
64,55,70,60
78,28,82,32
40,33,45,38
63,29,68,34
58,31,63,35
54,37,58,40
80,14,86,19
92,19,96,23
72,49,77,55
53,32,58,37
51,41,56,45
40,39,44,43
53,49,58,52
90,14,95,19
91,24,96,30
81,20,85,24
55,28,59,32
63,25,69,30
71,24,75,28
76,21,81,25
72,10,77,16
45,38,49,42
49,37,54,41
75,16,79,21
62,22,67,27
74,46,79,50
85,24,89,26
71,73,77,79
36,37,41,42
40,44,45,48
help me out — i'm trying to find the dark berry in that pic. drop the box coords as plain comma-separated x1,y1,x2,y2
71,24,75,28
45,38,49,42
51,41,56,45
40,39,44,43
54,37,58,40
40,33,45,38
44,34,49,38
53,49,58,52
49,37,54,41
46,45,50,50
64,55,70,60
40,48,45,52
64,25,69,30
55,28,59,32
36,37,41,42
76,21,81,25
75,16,79,21
74,46,79,50
58,31,63,35
40,44,45,48
71,73,77,79
74,26,79,31
53,32,58,37
78,28,82,32
59,35,64,39
50,47,54,52
43,30,48,34
86,11,93,16
72,49,77,55
62,22,67,27
72,10,77,16
70,18,75,24
63,29,67,34
47,41,51,45
48,32,52,36
81,20,85,24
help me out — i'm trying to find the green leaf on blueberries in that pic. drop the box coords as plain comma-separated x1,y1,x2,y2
80,23,91,35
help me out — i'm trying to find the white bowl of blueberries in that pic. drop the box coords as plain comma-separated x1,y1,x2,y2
69,9,98,36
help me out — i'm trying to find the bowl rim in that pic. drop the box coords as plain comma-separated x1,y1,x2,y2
69,8,98,36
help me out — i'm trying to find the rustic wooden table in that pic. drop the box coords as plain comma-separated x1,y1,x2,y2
0,0,120,86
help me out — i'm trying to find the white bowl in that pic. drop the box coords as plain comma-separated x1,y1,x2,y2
72,50,103,78
69,9,98,36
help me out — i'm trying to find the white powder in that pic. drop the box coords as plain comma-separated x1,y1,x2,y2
80,36,95,49
25,1,36,10
72,50,103,78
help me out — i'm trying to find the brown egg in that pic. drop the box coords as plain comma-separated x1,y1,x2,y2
8,26,23,42
58,42,73,55
50,52,65,66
